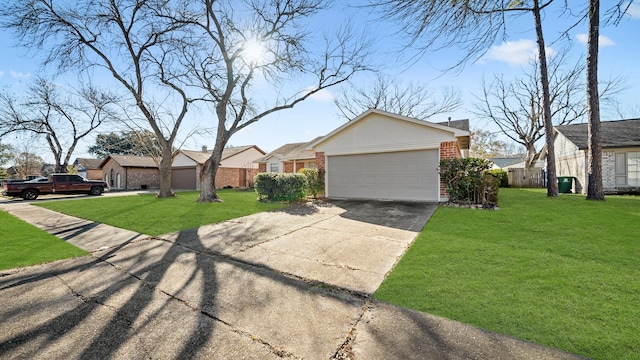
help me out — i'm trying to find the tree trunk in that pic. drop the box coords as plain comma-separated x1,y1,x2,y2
198,146,224,202
586,0,605,200
157,147,174,198
525,143,538,168
533,0,558,196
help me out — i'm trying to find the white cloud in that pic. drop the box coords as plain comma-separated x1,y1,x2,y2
10,70,32,79
482,39,555,66
575,34,616,46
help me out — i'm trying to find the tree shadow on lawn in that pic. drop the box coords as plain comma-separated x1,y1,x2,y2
0,210,363,359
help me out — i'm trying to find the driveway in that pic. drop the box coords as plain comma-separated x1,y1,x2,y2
0,200,583,359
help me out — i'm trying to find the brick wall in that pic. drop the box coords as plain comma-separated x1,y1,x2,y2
86,169,104,180
439,141,461,199
127,168,161,189
215,167,261,188
602,151,616,191
315,152,325,172
440,141,461,159
101,158,161,190
258,163,266,173
283,162,294,173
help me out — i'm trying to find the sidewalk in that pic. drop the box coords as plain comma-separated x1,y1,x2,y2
0,201,586,359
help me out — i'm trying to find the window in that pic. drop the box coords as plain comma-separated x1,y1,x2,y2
269,163,279,173
628,152,640,186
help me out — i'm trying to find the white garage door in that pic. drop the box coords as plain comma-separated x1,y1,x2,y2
326,150,439,202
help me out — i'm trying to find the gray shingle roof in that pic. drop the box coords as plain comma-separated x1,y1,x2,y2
258,137,324,162
436,119,470,132
102,155,158,168
555,118,640,150
489,157,523,168
74,158,103,170
181,145,265,165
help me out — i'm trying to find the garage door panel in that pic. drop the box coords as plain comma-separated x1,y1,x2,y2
327,150,438,202
172,167,196,190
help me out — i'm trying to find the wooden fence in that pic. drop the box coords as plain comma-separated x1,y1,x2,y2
508,168,546,188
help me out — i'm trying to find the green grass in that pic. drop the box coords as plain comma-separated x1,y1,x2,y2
36,189,288,236
0,211,88,271
375,188,640,360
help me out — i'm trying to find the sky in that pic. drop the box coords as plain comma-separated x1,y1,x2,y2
0,1,639,165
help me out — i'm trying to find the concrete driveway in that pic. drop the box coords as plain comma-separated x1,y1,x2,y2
0,199,584,359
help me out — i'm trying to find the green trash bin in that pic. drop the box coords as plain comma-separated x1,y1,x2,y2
558,176,573,193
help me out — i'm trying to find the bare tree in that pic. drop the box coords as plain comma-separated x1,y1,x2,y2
173,0,371,202
1,0,192,197
374,0,564,195
334,75,461,120
12,152,45,178
0,77,116,173
469,129,514,159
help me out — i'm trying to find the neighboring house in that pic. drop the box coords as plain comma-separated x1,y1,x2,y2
100,155,160,190
489,157,523,170
306,109,470,202
256,137,323,174
553,118,640,194
73,158,103,180
171,145,265,190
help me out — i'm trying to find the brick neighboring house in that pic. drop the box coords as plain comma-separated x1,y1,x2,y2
99,155,160,190
172,145,265,190
256,137,323,174
553,118,640,194
73,158,103,180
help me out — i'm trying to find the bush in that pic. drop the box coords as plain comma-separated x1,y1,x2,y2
486,169,509,187
298,168,323,198
254,173,308,202
439,158,494,205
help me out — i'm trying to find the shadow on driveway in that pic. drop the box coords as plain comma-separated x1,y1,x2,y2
330,199,437,232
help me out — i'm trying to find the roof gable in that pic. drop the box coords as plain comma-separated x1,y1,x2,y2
181,145,266,165
555,118,640,150
74,158,103,170
308,109,470,153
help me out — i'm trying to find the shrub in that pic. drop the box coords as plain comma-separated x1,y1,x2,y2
486,169,509,187
439,158,494,205
298,168,323,198
254,173,308,202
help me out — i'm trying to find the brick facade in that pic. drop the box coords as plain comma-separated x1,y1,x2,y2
258,163,266,173
315,152,325,172
283,162,294,173
439,141,462,198
101,158,161,190
215,168,260,188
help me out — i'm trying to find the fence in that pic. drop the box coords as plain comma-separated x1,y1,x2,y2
508,168,546,188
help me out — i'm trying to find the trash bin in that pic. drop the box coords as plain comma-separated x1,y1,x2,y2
558,176,573,193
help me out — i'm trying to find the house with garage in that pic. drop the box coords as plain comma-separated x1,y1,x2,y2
305,109,470,202
171,145,265,190
553,118,640,194
100,154,160,190
256,137,323,173
73,158,104,180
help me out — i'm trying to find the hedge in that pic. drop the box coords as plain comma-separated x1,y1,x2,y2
254,173,308,202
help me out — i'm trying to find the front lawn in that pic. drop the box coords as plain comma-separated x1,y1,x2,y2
36,189,288,236
0,211,88,271
375,188,639,360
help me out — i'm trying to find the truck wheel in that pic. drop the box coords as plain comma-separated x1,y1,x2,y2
22,189,38,200
90,186,103,196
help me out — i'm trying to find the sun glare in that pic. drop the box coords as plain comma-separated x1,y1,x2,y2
241,38,268,66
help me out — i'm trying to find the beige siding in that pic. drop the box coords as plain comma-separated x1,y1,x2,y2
554,132,587,194
313,112,455,156
221,147,264,168
172,152,197,167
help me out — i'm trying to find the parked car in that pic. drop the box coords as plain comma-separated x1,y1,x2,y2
2,174,110,200
24,177,48,183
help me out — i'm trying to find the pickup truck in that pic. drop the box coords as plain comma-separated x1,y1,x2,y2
2,174,110,200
